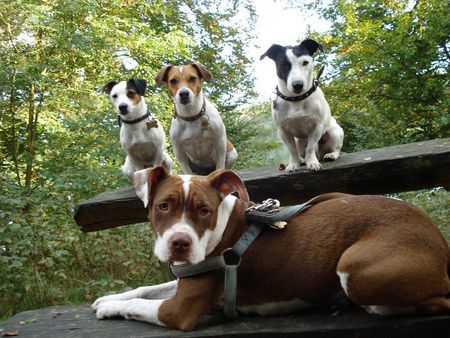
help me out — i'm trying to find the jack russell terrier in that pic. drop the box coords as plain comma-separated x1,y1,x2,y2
155,62,238,175
261,39,344,171
98,78,172,182
92,167,450,331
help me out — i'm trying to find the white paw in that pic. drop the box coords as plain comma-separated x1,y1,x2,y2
95,300,124,319
91,294,121,311
306,160,322,171
285,162,301,172
323,152,339,161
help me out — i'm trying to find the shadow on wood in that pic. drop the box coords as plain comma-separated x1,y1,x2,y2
74,138,450,232
1,304,449,338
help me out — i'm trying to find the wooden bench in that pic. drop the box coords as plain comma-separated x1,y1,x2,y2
2,138,449,337
75,138,450,232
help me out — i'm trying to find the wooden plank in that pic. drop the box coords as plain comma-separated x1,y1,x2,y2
74,138,450,232
1,304,450,338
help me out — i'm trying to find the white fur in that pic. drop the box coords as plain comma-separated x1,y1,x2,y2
270,48,344,172
180,175,191,199
363,305,415,315
95,298,165,325
109,81,172,182
238,298,312,315
337,270,350,296
91,280,178,309
170,87,237,174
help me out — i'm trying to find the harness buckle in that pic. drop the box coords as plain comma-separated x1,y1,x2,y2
222,248,241,267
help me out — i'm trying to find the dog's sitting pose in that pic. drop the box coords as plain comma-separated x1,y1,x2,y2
261,39,344,171
155,62,238,175
98,79,172,182
92,167,450,331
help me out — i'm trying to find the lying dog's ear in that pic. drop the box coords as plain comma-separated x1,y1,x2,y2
155,65,172,86
191,62,212,82
260,44,283,61
128,78,147,96
209,170,249,202
133,166,170,208
97,81,118,95
298,39,323,56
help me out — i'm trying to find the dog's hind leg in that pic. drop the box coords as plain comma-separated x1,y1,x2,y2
321,118,344,161
337,238,450,314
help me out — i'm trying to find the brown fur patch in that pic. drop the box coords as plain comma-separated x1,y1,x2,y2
166,65,203,97
226,140,234,152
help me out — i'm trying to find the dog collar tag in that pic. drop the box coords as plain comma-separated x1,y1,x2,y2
146,119,158,129
201,121,209,131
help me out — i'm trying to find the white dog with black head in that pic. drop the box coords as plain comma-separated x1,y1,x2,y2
261,39,344,171
98,78,172,182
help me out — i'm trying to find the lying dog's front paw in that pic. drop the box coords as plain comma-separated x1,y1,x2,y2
92,294,120,311
285,163,301,172
95,300,124,319
306,160,322,171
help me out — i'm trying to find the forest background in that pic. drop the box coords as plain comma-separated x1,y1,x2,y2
1,0,449,319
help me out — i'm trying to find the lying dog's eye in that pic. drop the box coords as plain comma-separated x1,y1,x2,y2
158,202,169,211
169,79,178,85
112,94,118,99
127,92,135,98
189,76,196,82
302,60,309,66
199,207,210,216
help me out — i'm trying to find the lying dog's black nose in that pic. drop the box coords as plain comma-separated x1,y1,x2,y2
178,89,190,103
118,103,128,115
292,81,304,93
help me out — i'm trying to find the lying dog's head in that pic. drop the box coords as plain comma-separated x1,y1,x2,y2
155,62,212,105
260,39,323,95
98,78,147,116
133,167,249,264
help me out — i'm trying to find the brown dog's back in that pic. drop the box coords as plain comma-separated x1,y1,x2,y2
236,195,450,310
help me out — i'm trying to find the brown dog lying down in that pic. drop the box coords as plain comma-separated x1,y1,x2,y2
92,167,450,331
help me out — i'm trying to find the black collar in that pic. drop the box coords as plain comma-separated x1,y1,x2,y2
276,81,317,102
117,108,151,127
173,97,206,122
275,65,325,102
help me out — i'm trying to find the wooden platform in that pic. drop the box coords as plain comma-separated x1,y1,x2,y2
74,138,450,232
1,304,449,337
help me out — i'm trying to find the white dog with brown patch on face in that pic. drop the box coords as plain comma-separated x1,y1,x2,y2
261,39,344,171
98,78,172,182
155,62,238,175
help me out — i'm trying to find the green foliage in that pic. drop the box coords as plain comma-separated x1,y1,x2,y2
310,0,450,150
0,0,256,317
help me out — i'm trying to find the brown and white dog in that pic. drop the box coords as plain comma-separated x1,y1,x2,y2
155,62,238,175
92,167,450,331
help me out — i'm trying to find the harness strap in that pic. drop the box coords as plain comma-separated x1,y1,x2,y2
169,193,344,319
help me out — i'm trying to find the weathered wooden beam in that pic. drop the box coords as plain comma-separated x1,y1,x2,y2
74,138,450,232
1,304,450,337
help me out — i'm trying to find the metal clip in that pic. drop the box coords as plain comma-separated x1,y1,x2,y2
246,198,281,214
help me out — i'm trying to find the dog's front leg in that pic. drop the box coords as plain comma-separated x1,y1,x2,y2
173,143,193,174
279,128,302,172
305,127,323,171
95,298,167,326
215,136,227,170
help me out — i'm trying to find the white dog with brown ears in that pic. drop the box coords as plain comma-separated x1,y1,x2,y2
98,78,172,182
155,62,238,175
261,39,344,171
